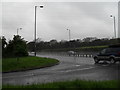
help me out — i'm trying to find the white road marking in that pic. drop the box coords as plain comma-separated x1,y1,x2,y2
61,67,95,73
75,65,81,67
3,64,110,79
3,66,95,79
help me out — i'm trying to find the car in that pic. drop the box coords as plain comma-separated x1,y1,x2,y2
93,44,120,64
67,51,76,56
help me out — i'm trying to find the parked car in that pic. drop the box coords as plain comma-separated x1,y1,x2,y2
67,51,76,56
93,44,120,64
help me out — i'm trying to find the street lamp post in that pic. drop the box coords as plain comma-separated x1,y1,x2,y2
67,28,71,51
110,15,116,38
34,5,43,56
67,29,71,41
17,28,22,35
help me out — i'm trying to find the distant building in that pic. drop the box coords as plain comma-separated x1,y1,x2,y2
101,38,110,41
49,39,57,45
60,40,67,43
82,37,97,42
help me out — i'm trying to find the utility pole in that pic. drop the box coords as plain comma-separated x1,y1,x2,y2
34,5,43,56
110,15,116,38
17,28,22,35
67,28,71,41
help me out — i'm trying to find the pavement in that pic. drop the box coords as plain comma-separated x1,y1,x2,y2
2,52,120,85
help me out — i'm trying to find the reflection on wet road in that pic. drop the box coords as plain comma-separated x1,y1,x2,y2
3,52,120,85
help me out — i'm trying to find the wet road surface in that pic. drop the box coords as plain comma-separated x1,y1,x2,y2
2,52,120,85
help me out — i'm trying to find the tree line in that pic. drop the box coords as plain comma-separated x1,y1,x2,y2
27,37,120,52
1,35,120,56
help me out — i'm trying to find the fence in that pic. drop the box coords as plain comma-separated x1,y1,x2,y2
69,54,93,58
29,51,95,58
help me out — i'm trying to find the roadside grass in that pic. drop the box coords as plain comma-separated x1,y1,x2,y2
80,45,108,49
3,80,119,88
42,45,108,52
2,56,59,72
77,45,108,52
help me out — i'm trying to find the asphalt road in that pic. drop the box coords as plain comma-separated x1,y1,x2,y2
2,52,120,85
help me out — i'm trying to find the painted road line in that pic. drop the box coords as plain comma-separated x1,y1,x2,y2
3,67,94,79
61,66,95,73
3,64,110,79
75,65,81,67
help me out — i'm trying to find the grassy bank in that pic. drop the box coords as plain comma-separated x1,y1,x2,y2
41,45,108,52
3,80,119,88
2,56,59,72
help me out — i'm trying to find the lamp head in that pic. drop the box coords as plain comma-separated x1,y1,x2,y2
20,28,22,30
110,15,113,17
40,5,43,8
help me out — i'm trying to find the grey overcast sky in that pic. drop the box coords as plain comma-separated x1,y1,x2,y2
2,2,118,42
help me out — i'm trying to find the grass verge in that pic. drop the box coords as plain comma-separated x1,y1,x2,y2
3,80,119,88
2,56,59,72
42,45,108,52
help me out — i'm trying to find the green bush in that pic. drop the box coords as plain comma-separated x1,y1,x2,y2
2,35,28,58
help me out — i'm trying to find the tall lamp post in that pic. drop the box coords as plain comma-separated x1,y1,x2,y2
67,28,71,41
110,15,116,38
67,28,71,51
17,28,22,35
34,5,43,56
